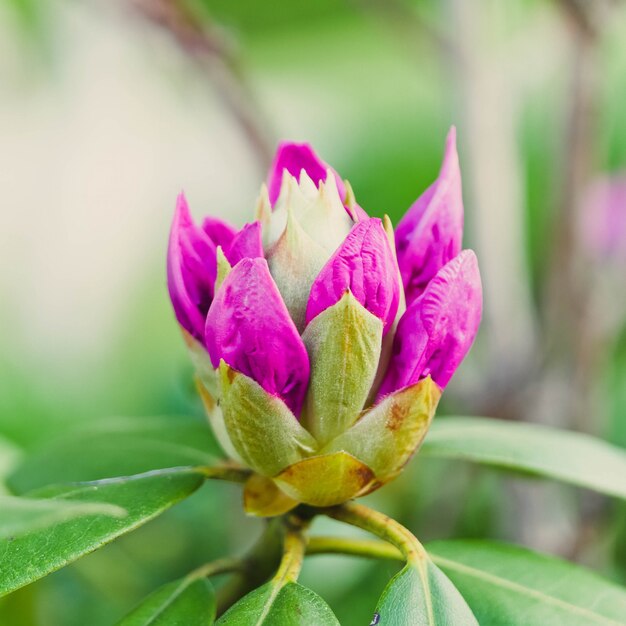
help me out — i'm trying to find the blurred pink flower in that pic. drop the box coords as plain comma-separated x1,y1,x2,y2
581,175,626,262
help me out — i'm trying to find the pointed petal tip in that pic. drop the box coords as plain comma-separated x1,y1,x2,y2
305,217,400,333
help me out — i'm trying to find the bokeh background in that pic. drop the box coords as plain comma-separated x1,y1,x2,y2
2,0,626,624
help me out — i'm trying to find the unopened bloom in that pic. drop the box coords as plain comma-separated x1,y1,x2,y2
167,131,482,515
581,174,626,263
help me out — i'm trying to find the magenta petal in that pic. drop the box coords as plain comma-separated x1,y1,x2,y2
305,218,400,334
378,250,482,396
205,258,310,416
582,175,626,261
395,127,464,306
167,193,218,341
225,221,264,266
267,142,346,206
202,216,237,251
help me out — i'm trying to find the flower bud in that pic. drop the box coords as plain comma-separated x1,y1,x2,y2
305,218,400,335
167,133,482,513
267,141,368,220
205,257,310,417
167,193,235,341
378,250,482,397
395,127,463,306
268,142,347,207
580,174,626,263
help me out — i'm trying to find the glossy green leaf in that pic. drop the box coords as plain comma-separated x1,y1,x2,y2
422,417,626,499
8,416,221,493
0,495,125,539
302,292,382,446
0,468,205,597
374,560,478,625
117,576,216,626
428,540,626,625
217,581,339,625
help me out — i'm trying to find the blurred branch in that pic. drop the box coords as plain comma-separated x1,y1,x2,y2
351,0,458,62
131,0,274,172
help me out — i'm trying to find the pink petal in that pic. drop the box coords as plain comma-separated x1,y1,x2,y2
205,258,310,417
202,216,237,251
305,218,400,334
225,221,264,266
395,127,464,306
378,250,482,396
167,193,218,341
267,141,346,206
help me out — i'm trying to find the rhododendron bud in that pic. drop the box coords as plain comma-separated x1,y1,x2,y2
395,127,463,306
205,257,310,417
167,130,482,514
167,193,235,342
306,218,400,335
378,250,482,397
268,142,347,207
581,174,626,263
267,141,368,220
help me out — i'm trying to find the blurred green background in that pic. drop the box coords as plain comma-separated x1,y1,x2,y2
2,0,626,624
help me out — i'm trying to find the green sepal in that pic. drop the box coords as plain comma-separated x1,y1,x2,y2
196,380,243,464
218,362,318,476
323,377,441,482
183,329,217,397
243,474,298,517
301,291,383,446
215,245,232,293
274,451,375,507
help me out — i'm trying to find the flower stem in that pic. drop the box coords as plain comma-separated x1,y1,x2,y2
306,536,403,561
271,518,308,585
188,557,244,580
326,503,436,624
197,464,251,483
216,518,283,615
324,502,426,565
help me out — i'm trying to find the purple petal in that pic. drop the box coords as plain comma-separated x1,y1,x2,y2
202,216,237,251
305,218,400,334
378,250,482,396
205,257,310,416
167,193,218,341
395,127,464,306
267,142,346,206
225,221,264,266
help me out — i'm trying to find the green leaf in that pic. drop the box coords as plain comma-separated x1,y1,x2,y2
8,416,221,493
0,495,125,539
0,436,21,493
217,581,339,625
0,468,205,597
218,363,317,476
117,576,216,626
422,417,626,499
374,560,478,625
301,291,383,446
427,540,626,625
